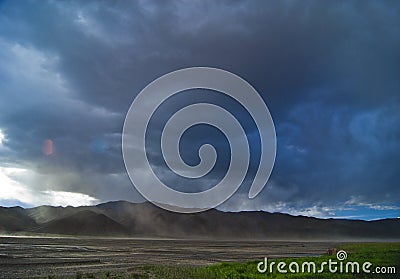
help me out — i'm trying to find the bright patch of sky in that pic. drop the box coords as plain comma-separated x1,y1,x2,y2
0,167,99,207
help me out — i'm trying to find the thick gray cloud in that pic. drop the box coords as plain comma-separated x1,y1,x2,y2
0,0,399,218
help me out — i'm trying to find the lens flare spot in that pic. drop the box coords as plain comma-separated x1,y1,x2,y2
43,139,54,156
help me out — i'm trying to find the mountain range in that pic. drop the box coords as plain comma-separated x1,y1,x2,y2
0,201,399,240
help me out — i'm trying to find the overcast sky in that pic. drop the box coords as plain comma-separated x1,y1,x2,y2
0,0,399,220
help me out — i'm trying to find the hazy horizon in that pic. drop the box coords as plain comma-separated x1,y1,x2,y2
1,199,399,222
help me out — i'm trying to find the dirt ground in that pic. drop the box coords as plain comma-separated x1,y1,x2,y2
0,236,340,278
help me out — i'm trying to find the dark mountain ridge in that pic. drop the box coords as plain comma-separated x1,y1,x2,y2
0,201,399,240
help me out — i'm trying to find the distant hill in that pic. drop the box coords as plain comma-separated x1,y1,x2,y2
0,201,399,240
0,206,37,231
34,210,129,236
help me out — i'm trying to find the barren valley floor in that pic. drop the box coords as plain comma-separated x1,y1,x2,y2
0,236,341,278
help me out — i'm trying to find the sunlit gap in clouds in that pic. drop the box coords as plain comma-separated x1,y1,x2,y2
0,166,99,208
0,129,4,146
0,129,99,208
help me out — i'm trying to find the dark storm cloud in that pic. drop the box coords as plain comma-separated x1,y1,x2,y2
0,0,399,216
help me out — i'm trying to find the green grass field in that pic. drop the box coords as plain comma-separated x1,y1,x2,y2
62,242,400,279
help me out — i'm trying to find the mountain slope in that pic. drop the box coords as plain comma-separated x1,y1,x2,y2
26,205,84,224
0,206,37,232
0,201,399,239
34,210,129,236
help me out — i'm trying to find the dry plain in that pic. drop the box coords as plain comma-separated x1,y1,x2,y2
0,236,340,278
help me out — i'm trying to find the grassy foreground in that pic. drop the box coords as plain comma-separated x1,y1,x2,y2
59,242,400,279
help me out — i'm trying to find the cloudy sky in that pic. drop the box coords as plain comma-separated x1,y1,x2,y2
0,0,399,220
